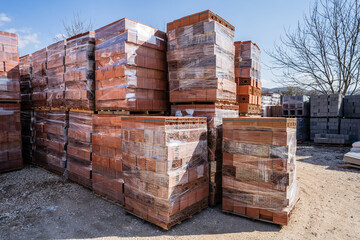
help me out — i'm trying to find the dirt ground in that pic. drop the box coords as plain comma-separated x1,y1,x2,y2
0,143,359,240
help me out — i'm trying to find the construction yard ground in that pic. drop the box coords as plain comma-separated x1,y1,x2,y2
0,143,359,240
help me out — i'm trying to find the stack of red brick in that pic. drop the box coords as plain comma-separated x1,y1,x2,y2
65,32,95,110
234,41,262,115
167,10,238,206
95,18,167,111
222,117,298,225
122,116,209,230
0,31,23,172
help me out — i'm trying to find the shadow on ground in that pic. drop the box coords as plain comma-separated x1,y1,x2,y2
0,165,280,240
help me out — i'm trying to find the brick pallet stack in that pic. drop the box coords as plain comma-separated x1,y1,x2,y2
234,41,262,115
65,32,95,110
33,110,47,167
0,103,23,172
264,105,282,117
122,116,209,230
45,109,68,174
65,32,96,187
31,48,47,108
46,40,66,108
167,10,238,206
282,96,310,141
67,111,93,188
95,18,167,111
341,95,360,142
19,54,32,109
92,115,124,204
222,117,299,225
19,55,34,163
310,94,343,142
0,31,23,172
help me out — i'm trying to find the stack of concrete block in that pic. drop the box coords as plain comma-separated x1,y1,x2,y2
95,18,167,111
67,111,93,188
340,119,360,141
65,32,95,110
296,117,310,141
122,116,209,230
46,40,66,108
282,96,309,117
310,94,343,117
344,95,360,118
310,118,340,140
314,133,352,145
31,48,47,108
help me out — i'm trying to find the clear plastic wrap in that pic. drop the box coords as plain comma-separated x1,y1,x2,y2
121,116,208,230
167,20,236,103
19,54,32,108
92,114,124,204
171,103,238,206
95,18,168,111
0,31,20,101
67,111,93,188
65,32,95,110
0,103,23,172
20,110,35,163
31,48,47,108
46,40,66,108
222,117,299,225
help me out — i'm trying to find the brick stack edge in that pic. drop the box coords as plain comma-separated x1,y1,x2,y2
0,31,23,172
222,117,299,225
67,111,93,188
94,18,168,111
167,10,238,206
122,116,209,230
92,115,124,204
234,41,262,115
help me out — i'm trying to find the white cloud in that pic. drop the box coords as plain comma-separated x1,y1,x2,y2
0,13,11,26
5,28,41,49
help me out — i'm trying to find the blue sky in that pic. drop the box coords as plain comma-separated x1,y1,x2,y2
1,0,314,88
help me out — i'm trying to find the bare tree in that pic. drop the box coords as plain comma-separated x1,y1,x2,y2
269,0,360,96
54,12,94,41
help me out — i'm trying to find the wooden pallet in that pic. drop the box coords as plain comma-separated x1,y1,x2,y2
96,109,165,115
125,198,208,230
68,172,92,190
94,193,125,207
222,198,299,226
338,163,360,170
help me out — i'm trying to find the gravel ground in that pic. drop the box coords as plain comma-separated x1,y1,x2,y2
0,143,359,240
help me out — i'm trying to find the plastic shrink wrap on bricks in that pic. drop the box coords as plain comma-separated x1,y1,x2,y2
67,111,93,188
0,103,23,172
65,32,95,110
95,18,168,111
0,31,20,102
92,114,124,204
222,117,299,225
171,103,238,205
46,40,66,108
167,12,236,103
19,54,32,109
31,48,47,108
122,116,209,230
